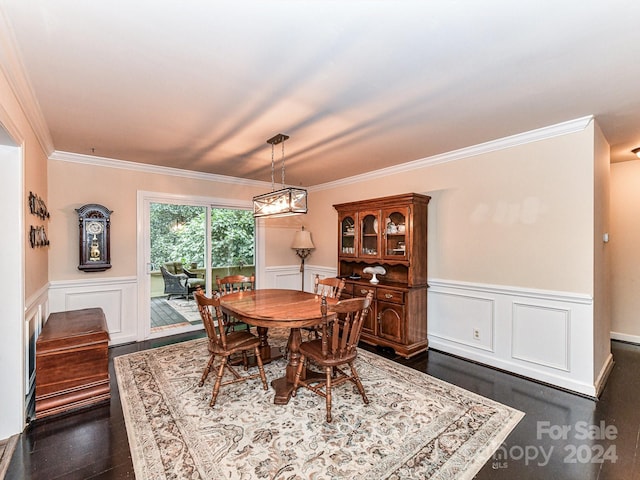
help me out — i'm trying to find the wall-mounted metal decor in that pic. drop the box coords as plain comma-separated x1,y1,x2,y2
29,191,50,220
29,225,49,248
28,192,50,248
76,204,113,272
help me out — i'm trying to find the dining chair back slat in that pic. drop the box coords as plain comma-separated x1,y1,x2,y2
216,275,255,295
215,275,255,332
313,275,345,299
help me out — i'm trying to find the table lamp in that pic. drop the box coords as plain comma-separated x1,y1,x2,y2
292,226,315,291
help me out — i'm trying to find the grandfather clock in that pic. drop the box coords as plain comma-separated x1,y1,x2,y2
76,203,112,272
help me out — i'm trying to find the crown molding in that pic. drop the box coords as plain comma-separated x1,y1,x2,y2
310,115,594,192
49,150,271,188
52,115,594,192
0,8,54,156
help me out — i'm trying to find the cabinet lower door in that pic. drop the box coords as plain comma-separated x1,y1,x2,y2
362,303,376,335
377,301,404,343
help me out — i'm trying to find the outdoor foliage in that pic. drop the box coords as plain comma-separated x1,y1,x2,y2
150,203,254,269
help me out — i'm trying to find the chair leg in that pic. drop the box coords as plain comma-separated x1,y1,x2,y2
199,354,215,387
291,354,306,396
210,356,228,407
242,351,249,370
349,362,369,404
254,346,268,390
325,366,333,423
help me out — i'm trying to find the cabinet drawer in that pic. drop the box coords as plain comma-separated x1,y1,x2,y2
340,282,353,297
354,285,374,297
377,288,404,304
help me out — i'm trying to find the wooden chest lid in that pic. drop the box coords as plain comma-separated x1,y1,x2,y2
38,308,110,350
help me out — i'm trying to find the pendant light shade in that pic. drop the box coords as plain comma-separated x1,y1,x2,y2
253,133,308,218
253,187,308,218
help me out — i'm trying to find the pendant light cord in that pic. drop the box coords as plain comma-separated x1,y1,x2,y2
270,142,275,192
281,140,286,188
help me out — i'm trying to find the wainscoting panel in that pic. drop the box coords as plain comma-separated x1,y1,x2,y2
25,285,48,422
263,266,303,291
305,265,338,292
263,265,337,293
512,302,570,371
48,277,138,345
63,290,124,333
427,279,599,396
428,291,495,352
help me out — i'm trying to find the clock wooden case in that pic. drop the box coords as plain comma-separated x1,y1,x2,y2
76,203,112,272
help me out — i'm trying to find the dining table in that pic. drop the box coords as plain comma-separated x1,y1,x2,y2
219,288,337,404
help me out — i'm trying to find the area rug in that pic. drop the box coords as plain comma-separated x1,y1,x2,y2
114,338,523,480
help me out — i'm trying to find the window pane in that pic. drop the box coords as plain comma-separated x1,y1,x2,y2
149,203,206,269
210,208,255,269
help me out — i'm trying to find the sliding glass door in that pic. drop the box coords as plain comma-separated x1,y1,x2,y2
149,202,207,336
210,208,255,279
139,192,255,340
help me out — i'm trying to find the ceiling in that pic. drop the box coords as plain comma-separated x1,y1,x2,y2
2,1,640,186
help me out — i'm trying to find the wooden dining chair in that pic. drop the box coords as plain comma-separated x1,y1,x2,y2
194,289,268,407
291,290,374,422
302,274,347,340
313,274,346,299
216,274,255,332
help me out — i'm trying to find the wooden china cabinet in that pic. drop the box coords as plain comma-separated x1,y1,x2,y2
333,193,430,358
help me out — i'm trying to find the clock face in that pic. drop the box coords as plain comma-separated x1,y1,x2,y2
87,221,104,235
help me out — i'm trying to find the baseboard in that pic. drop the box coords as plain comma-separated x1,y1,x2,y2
428,337,598,397
610,331,640,345
594,353,615,397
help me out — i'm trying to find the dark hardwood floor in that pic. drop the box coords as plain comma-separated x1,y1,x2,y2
5,334,640,479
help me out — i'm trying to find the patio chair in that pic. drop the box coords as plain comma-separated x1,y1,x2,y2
160,265,202,300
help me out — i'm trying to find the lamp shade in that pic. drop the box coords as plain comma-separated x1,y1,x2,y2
292,229,315,250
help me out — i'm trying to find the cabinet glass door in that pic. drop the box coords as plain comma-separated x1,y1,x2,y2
383,207,409,260
339,213,357,256
360,211,380,257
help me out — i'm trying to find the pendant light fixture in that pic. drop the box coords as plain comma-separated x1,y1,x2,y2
253,133,308,218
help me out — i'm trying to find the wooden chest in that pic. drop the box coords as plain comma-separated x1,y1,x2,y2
36,308,110,419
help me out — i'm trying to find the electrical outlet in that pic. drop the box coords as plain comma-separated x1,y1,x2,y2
473,328,480,340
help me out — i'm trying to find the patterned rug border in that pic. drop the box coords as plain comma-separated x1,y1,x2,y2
115,338,524,480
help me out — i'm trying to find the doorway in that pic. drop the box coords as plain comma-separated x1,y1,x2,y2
137,191,256,340
0,130,25,438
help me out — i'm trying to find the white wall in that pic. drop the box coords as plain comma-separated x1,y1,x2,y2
44,116,611,397
303,117,609,396
610,160,640,343
0,141,26,438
